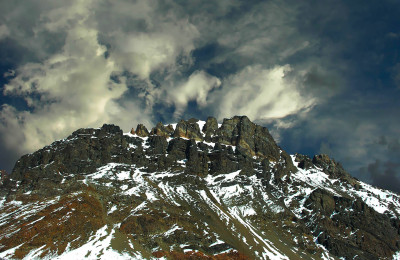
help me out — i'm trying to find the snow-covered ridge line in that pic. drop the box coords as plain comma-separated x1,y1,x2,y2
289,155,400,217
3,116,400,260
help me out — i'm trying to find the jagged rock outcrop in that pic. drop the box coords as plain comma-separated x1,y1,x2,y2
135,124,150,137
1,116,400,260
150,122,174,138
294,153,314,170
173,119,204,141
203,116,218,141
10,124,127,182
305,188,399,259
9,116,294,192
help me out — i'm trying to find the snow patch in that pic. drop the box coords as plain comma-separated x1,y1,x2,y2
209,239,225,247
145,191,158,202
196,120,206,133
0,243,23,259
108,205,117,215
164,224,183,237
52,226,135,260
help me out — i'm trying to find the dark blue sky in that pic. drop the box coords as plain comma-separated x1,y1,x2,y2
1,0,400,192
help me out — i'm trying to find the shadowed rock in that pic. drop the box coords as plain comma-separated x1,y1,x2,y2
305,188,400,259
295,154,314,169
203,116,219,142
3,116,400,260
211,116,296,177
313,154,355,184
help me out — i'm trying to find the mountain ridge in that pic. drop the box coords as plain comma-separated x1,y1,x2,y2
0,116,399,259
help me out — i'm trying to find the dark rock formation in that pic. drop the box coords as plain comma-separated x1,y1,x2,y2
213,116,284,161
173,119,203,141
203,117,218,141
1,116,399,260
11,124,128,183
294,153,314,170
313,154,353,181
305,188,400,259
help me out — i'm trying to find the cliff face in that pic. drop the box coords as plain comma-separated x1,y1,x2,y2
0,116,400,260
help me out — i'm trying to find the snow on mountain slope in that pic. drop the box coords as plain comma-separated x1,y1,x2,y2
0,116,399,259
0,165,332,259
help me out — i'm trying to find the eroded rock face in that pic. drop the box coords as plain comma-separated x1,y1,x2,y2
1,116,400,260
211,116,286,162
11,124,128,183
150,122,174,138
305,188,399,259
173,119,204,141
294,153,314,170
312,154,356,185
135,124,150,137
203,116,218,140
9,117,294,195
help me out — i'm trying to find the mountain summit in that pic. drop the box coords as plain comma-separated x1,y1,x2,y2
0,116,399,259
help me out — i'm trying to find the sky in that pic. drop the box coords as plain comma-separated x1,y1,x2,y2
1,0,400,192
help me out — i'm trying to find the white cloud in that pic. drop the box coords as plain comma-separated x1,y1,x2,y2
0,1,152,155
93,0,199,80
0,0,205,157
111,25,198,80
36,0,90,32
164,70,221,118
214,64,316,121
2,31,120,153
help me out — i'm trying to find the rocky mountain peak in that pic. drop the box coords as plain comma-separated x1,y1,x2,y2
1,116,400,260
134,124,150,137
173,119,203,141
150,122,174,138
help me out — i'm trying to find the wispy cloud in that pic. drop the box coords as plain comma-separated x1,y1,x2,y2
212,64,316,121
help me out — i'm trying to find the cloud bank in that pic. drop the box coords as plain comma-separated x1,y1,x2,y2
0,0,320,154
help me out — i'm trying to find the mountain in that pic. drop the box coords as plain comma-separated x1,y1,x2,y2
0,116,399,260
